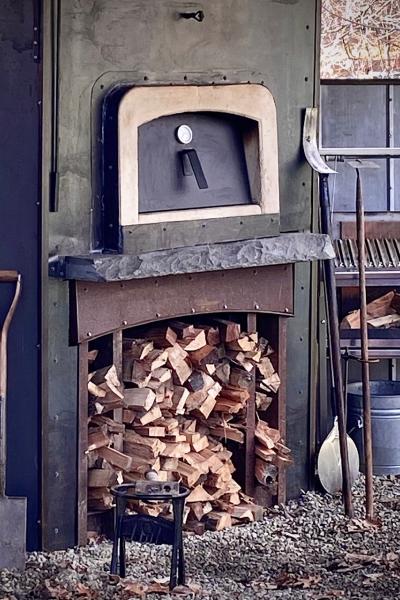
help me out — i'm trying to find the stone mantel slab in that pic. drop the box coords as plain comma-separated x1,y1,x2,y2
49,232,334,283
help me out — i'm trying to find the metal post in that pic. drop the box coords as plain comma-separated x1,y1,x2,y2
320,174,354,518
355,169,374,521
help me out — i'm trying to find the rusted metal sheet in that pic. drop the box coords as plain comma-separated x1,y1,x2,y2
72,265,293,344
77,342,88,547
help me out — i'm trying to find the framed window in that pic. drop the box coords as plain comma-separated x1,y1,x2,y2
320,83,400,213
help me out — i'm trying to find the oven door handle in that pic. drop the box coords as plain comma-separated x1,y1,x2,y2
180,149,208,190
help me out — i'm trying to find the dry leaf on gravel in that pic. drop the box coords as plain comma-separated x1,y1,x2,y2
42,581,70,599
274,572,321,589
119,579,201,598
346,518,381,533
313,591,345,599
362,572,384,586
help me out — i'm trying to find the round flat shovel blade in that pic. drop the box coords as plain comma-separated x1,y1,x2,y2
317,422,359,494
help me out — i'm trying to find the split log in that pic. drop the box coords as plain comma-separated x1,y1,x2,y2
255,458,278,486
123,388,155,411
214,319,241,342
97,446,133,472
205,511,232,531
87,429,110,452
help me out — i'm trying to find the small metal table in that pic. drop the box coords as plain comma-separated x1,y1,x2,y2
110,483,190,589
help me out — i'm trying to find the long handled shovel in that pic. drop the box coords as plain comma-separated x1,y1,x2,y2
303,108,355,517
0,270,26,569
347,160,379,522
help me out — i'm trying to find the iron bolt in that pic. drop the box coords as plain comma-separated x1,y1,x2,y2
122,320,128,326
87,332,92,337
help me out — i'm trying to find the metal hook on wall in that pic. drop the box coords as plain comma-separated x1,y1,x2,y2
178,10,204,22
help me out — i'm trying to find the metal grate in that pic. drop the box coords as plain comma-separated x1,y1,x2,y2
334,238,400,271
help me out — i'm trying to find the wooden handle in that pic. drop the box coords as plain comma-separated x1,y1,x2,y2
0,270,19,283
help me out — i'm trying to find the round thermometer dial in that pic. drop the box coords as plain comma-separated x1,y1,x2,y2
176,124,193,144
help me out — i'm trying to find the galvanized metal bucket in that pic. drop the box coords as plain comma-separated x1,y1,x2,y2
347,381,400,475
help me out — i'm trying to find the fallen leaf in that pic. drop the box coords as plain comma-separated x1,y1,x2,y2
362,572,384,586
274,572,321,589
119,580,148,599
42,581,70,599
347,518,381,532
75,583,97,598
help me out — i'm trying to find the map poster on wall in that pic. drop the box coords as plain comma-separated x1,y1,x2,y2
321,0,400,79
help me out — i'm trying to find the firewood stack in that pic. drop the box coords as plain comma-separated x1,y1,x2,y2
86,319,291,532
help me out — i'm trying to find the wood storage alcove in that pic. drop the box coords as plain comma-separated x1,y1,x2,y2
72,264,293,544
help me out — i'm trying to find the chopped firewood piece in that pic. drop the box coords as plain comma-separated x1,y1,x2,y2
189,345,217,366
88,381,107,398
165,431,188,442
210,426,244,444
91,415,125,434
161,442,191,458
255,445,276,461
88,494,114,511
220,385,250,402
185,520,205,535
87,429,110,452
123,388,155,411
186,485,214,503
256,392,273,411
175,461,202,487
215,361,231,385
230,368,253,389
91,365,124,399
214,319,241,342
88,349,99,362
173,360,192,385
259,372,281,393
249,332,258,343
368,313,400,328
124,430,166,458
183,329,207,351
142,349,168,372
184,452,210,474
88,468,117,488
190,501,213,521
214,398,243,414
149,367,172,385
199,448,224,473
169,321,195,338
226,335,257,352
257,356,275,379
245,349,262,362
203,325,220,346
153,417,179,433
231,505,255,521
128,456,161,473
143,326,177,347
187,370,213,392
122,409,135,424
192,395,217,419
166,343,189,369
171,386,189,415
191,435,209,452
255,420,281,449
255,458,278,486
205,511,232,531
97,446,133,471
160,457,178,471
123,359,151,387
226,351,254,372
133,425,166,437
123,338,154,359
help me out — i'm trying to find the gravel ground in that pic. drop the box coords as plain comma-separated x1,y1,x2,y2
1,476,400,599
